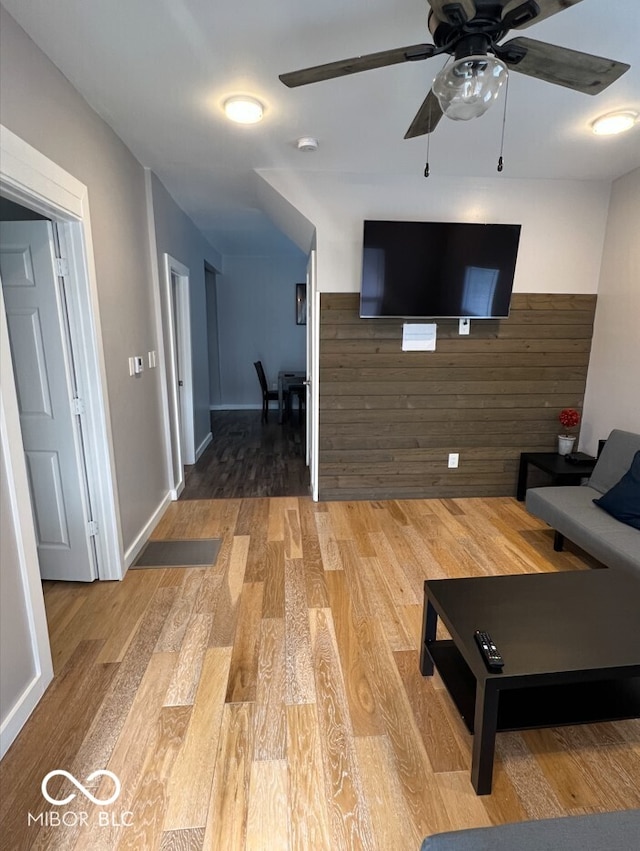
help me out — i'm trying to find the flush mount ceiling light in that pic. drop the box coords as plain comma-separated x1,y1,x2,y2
590,110,639,136
432,54,508,121
223,96,264,124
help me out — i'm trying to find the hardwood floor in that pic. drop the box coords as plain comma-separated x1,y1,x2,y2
181,411,309,500
1,497,638,850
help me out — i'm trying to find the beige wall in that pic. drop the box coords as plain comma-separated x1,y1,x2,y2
581,168,640,453
0,8,167,546
149,173,222,454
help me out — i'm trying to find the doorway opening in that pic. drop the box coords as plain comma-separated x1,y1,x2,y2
0,205,98,581
0,128,122,583
162,254,194,498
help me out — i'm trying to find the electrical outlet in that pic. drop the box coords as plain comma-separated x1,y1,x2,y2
448,453,459,468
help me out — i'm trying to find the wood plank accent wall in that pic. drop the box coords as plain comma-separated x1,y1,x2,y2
319,292,596,501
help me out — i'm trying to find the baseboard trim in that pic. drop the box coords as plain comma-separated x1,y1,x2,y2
196,431,212,460
0,671,50,759
209,404,267,411
124,491,173,569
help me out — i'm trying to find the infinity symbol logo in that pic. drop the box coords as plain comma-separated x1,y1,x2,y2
41,770,121,806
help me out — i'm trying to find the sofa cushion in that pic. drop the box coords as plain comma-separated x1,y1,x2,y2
421,809,640,851
526,484,640,574
593,450,640,530
589,429,640,494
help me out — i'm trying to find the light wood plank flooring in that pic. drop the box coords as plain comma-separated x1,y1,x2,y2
1,497,638,850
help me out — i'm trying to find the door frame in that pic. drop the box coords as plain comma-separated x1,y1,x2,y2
306,249,319,500
0,292,54,756
0,125,123,581
1,220,97,581
163,254,194,497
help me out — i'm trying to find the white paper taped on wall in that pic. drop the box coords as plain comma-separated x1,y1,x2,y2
402,323,437,351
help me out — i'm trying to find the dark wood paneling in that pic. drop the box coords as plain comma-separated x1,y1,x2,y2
318,293,596,500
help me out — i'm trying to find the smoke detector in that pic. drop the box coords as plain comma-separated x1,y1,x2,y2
296,136,319,152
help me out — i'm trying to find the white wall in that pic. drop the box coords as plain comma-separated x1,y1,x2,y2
0,8,165,547
149,172,222,452
0,452,36,723
0,441,36,729
216,254,307,408
257,171,611,296
581,167,640,453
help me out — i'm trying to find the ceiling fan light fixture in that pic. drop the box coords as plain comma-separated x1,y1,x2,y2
433,55,508,121
223,96,264,124
590,110,638,136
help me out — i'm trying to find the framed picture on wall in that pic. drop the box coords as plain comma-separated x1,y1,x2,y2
296,283,307,325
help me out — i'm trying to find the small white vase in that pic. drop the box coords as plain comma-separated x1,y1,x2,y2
557,435,576,455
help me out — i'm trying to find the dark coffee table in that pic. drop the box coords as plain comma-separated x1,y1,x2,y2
419,569,640,794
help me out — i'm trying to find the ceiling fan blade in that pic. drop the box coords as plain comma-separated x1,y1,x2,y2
498,37,630,94
501,0,584,30
279,44,435,88
404,90,444,138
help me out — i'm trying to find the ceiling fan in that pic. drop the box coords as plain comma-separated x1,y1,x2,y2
279,0,630,138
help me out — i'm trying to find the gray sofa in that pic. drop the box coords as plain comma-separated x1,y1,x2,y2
421,809,640,850
525,429,640,576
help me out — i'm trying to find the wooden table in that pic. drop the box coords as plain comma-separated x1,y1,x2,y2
420,570,640,794
277,370,306,424
516,451,597,500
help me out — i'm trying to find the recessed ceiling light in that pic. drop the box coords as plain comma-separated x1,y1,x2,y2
590,110,638,136
224,96,264,124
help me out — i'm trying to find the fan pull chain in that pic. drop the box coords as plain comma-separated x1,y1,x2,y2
497,73,510,173
424,101,432,178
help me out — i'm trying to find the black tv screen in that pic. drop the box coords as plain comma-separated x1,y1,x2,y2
359,220,521,318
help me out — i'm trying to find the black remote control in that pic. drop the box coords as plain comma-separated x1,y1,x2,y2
474,630,504,671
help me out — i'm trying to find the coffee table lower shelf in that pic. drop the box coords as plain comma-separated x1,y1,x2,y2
429,640,640,735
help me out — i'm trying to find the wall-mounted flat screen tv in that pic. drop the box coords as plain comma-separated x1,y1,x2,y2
359,220,521,319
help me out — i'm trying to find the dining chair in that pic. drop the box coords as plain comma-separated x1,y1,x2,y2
254,360,280,423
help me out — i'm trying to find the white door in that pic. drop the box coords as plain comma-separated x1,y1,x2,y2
306,249,319,500
171,272,186,462
0,220,96,581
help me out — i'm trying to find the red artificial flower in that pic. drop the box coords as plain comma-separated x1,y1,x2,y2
559,408,580,429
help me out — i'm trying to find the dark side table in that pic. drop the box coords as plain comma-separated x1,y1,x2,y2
516,452,597,501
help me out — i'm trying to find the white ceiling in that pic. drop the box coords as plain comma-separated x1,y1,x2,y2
4,0,639,255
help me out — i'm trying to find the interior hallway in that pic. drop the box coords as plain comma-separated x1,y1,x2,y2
181,410,309,500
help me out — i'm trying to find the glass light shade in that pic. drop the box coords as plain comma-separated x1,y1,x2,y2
224,96,264,124
433,55,508,121
591,111,638,136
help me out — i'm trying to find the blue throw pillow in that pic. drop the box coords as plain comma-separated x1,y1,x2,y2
593,450,640,530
